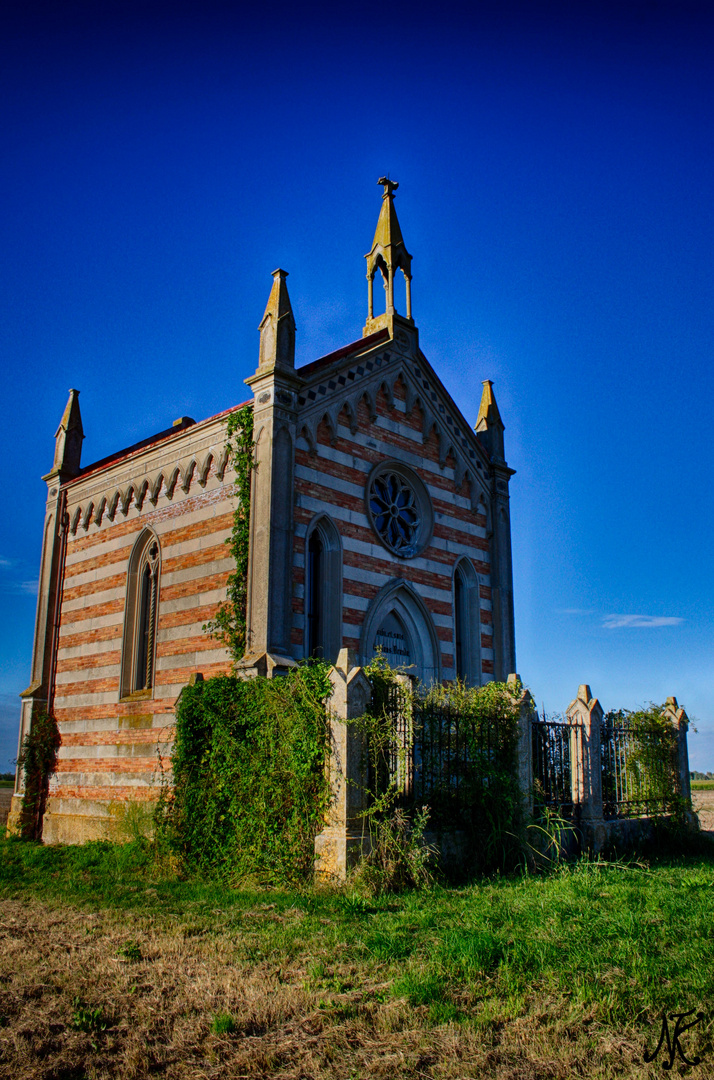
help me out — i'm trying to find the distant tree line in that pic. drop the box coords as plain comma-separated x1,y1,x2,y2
691,771,714,780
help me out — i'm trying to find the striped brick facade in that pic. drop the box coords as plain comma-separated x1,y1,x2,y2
13,408,241,843
290,365,496,681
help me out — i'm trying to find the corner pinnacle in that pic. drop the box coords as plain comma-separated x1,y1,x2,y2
258,268,296,370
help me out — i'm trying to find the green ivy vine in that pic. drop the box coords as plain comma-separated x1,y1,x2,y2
18,709,61,841
155,662,333,883
203,404,254,661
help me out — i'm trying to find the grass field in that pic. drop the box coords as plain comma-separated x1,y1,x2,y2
2,835,714,1079
691,780,714,791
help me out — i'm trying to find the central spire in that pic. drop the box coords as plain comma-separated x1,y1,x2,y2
364,177,413,334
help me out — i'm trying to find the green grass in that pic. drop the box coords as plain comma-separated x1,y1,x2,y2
0,780,14,788
692,780,714,790
3,832,714,1031
211,1010,236,1035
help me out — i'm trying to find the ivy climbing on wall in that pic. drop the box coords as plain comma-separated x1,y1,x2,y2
203,404,254,662
155,663,332,883
18,709,61,841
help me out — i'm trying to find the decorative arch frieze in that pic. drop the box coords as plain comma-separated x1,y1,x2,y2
377,378,394,409
197,453,213,487
361,388,377,423
178,459,195,494
148,474,163,506
297,358,494,515
476,493,492,537
318,411,338,446
66,445,231,534
107,490,120,521
81,503,94,531
94,498,107,526
297,421,317,456
214,445,229,481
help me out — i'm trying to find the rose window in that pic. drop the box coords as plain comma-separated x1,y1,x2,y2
368,471,421,557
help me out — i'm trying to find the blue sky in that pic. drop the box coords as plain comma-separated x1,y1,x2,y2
1,0,712,772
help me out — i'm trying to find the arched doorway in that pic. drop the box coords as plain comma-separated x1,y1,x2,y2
360,579,440,685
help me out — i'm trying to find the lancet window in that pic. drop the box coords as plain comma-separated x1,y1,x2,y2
453,558,481,686
120,529,161,698
304,515,342,664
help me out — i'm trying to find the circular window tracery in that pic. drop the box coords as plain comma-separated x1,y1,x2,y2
366,462,433,559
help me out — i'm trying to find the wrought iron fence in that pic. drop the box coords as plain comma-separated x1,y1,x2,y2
531,718,576,818
601,719,680,819
380,687,518,825
386,682,413,799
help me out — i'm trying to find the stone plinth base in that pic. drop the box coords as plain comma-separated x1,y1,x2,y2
40,796,155,845
6,795,23,838
314,826,368,883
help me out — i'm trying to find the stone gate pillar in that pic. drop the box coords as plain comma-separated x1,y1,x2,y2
663,696,697,828
507,674,534,820
314,648,372,882
566,684,606,853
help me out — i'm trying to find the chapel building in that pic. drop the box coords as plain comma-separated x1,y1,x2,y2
10,180,516,843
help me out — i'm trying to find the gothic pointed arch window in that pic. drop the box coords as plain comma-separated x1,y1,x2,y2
360,579,441,686
453,558,481,685
120,529,161,698
304,514,342,663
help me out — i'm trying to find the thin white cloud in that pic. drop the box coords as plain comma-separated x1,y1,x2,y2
602,614,684,629
0,557,12,568
0,579,38,597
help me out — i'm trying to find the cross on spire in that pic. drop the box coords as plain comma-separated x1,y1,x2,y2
378,176,399,199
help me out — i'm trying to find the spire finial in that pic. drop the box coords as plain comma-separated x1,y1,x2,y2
364,177,413,333
257,268,296,371
45,389,84,481
475,380,505,461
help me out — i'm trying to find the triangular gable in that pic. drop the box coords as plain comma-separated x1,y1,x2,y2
295,332,492,510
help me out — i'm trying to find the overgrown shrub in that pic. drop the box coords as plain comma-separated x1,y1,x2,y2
156,663,332,883
602,703,687,820
18,710,61,840
350,806,436,895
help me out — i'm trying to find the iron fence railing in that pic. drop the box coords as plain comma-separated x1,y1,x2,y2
601,719,680,819
531,719,576,819
380,688,517,825
379,689,684,828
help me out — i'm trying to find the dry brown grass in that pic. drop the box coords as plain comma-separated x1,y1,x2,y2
0,893,684,1080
